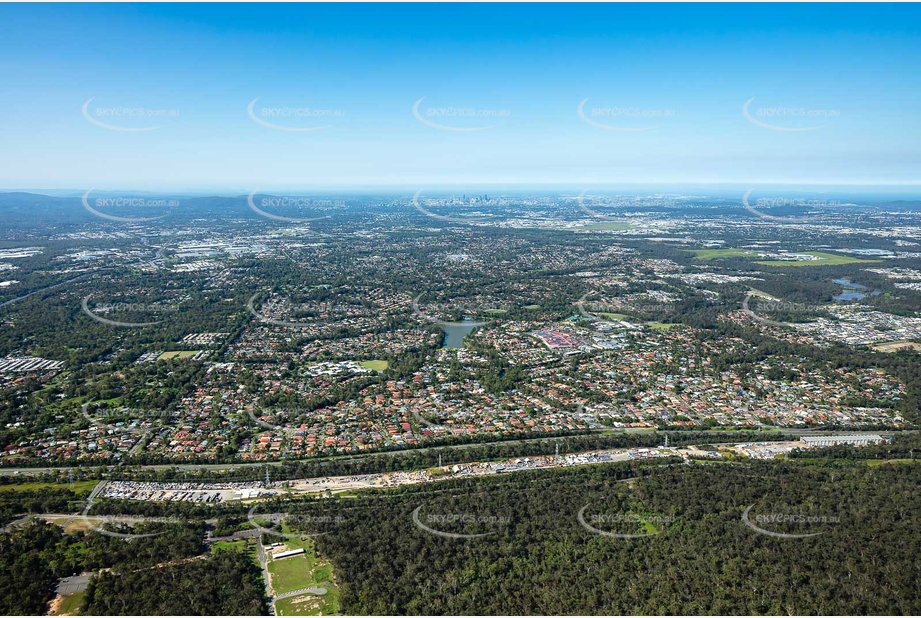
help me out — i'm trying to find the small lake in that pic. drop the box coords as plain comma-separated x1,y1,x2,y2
441,320,480,348
833,278,881,301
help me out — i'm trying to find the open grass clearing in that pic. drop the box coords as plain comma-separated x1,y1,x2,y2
685,248,758,260
157,350,200,360
754,251,880,267
871,341,921,352
48,591,84,616
275,586,339,617
646,322,680,331
0,480,96,493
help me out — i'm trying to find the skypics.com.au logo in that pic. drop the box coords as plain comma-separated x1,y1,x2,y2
741,189,840,223
248,506,343,540
82,98,178,132
742,97,839,132
247,97,344,132
411,505,510,540
576,292,673,327
742,505,839,539
577,505,673,539
247,294,364,330
82,190,177,223
578,98,675,132
78,480,168,540
575,190,645,224
410,293,504,329
245,406,312,433
411,190,496,225
247,191,335,223
576,192,678,217
82,294,176,328
412,97,510,132
410,288,524,331
82,403,172,433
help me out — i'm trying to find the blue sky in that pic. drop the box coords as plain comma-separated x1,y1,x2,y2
0,3,919,192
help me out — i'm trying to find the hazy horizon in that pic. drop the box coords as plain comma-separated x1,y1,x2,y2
1,3,919,191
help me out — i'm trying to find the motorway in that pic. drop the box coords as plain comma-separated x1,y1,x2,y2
0,273,95,309
0,428,908,477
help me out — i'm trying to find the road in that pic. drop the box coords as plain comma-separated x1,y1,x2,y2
274,587,327,602
127,430,151,455
0,273,94,309
1,427,906,477
3,480,221,532
256,535,276,615
0,435,581,476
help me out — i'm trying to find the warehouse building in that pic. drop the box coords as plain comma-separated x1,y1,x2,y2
800,434,887,447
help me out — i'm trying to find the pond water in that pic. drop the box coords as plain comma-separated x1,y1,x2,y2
833,278,881,301
441,319,480,348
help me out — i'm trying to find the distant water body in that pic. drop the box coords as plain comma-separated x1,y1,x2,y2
833,278,881,301
441,319,479,348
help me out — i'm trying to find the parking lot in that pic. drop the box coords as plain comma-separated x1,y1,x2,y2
99,480,267,503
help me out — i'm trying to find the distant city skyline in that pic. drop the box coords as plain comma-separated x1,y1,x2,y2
1,3,919,190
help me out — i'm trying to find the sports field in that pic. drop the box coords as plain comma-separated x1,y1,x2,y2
158,350,200,360
266,524,339,614
358,360,389,371
871,341,921,352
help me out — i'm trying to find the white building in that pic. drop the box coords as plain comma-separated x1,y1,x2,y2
800,434,886,447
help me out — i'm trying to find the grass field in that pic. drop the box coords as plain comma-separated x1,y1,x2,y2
523,304,541,310
641,519,659,535
158,350,200,360
275,586,339,617
265,524,339,615
866,459,918,467
647,322,679,331
871,341,921,352
685,248,757,260
268,552,314,595
754,251,880,267
0,480,97,493
685,248,879,267
267,525,337,587
358,360,389,371
600,313,630,321
211,539,248,553
62,518,102,534
211,538,261,569
49,591,84,616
